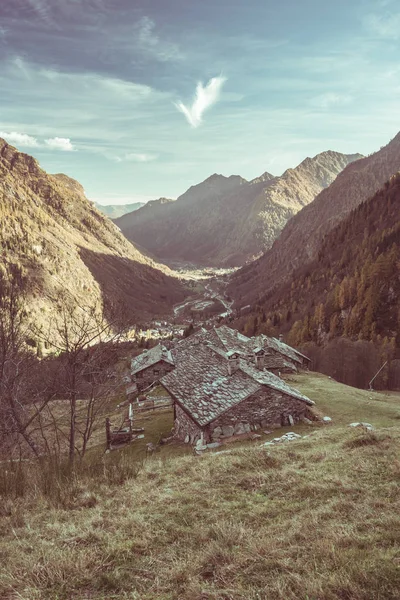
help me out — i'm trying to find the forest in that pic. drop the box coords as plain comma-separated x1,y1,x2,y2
238,174,400,389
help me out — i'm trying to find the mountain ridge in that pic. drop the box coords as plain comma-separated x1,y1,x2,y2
0,139,187,326
116,150,362,266
228,133,400,306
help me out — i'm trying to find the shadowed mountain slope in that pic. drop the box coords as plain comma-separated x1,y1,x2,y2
0,139,187,325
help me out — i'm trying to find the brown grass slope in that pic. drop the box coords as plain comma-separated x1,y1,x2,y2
0,139,187,324
116,152,360,267
1,373,400,599
229,132,400,306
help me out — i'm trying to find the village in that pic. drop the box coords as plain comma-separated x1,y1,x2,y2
106,324,321,453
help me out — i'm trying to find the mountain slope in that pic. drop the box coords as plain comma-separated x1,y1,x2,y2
229,132,400,306
0,139,187,325
95,201,145,219
116,151,361,267
239,173,400,343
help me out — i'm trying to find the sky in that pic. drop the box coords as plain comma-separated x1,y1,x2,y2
0,0,399,205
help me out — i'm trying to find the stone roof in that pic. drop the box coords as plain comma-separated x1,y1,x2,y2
161,343,313,427
254,335,310,364
131,345,174,375
263,354,297,372
239,361,313,405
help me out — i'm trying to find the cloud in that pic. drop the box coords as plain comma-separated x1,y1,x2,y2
124,153,157,162
26,0,53,24
45,137,75,151
310,93,352,109
175,76,227,128
364,12,400,39
135,17,183,62
0,131,40,147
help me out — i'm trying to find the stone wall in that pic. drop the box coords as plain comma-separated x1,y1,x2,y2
135,360,174,391
173,404,203,444
209,389,308,441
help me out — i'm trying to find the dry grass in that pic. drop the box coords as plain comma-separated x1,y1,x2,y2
1,373,400,599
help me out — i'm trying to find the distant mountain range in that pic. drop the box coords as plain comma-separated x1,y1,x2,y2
95,201,145,219
115,151,362,266
228,132,400,307
0,139,187,326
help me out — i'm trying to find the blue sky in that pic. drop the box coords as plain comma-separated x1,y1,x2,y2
0,0,399,204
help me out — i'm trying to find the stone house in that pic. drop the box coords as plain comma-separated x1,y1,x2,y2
131,345,175,392
254,334,311,370
160,342,314,445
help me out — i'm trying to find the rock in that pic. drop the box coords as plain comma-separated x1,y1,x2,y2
302,417,313,425
207,442,222,449
222,425,234,437
250,433,262,440
261,442,274,446
349,422,374,430
184,435,190,444
288,415,294,426
195,439,207,451
263,430,272,435
244,423,251,433
273,437,281,442
212,427,222,439
323,416,332,423
234,423,246,435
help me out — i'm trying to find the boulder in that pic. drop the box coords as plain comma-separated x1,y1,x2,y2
222,425,234,437
234,423,246,435
207,442,222,449
211,426,222,439
184,434,189,444
323,416,332,423
288,415,294,426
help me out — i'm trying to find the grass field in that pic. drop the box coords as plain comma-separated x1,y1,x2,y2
1,372,399,599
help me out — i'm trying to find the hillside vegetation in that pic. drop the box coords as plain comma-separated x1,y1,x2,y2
229,131,400,306
0,139,187,326
1,373,400,599
116,152,360,266
236,174,400,389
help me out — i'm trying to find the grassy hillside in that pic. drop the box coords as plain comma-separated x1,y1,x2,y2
1,373,400,599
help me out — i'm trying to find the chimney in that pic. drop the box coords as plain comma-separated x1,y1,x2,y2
227,351,240,375
253,347,265,370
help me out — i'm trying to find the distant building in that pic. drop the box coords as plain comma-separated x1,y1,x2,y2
130,345,175,392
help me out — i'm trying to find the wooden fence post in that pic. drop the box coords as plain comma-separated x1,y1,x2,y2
105,418,111,450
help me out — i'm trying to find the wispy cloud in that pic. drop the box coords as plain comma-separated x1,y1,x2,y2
26,0,53,25
135,16,183,62
45,137,75,151
0,131,39,147
364,11,400,39
175,76,227,128
125,153,157,162
309,92,353,109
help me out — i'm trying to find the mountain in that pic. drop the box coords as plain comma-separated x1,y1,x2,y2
0,139,187,325
115,152,361,267
95,201,146,219
229,132,400,307
235,174,400,389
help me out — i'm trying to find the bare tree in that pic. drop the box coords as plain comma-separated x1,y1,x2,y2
0,267,55,459
34,292,127,464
